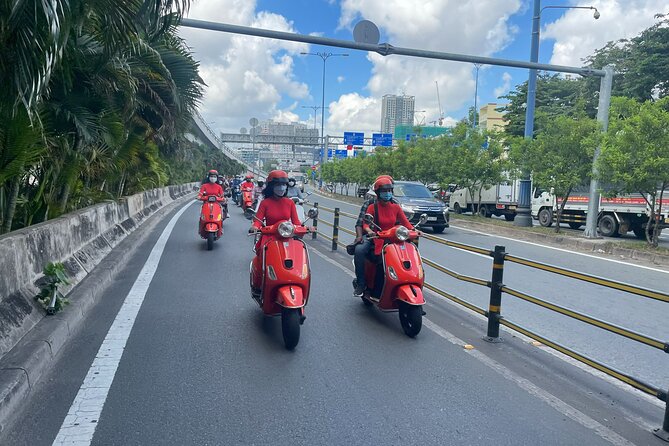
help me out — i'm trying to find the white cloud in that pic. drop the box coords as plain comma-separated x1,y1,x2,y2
326,93,380,135
494,72,513,98
329,0,523,132
337,75,345,83
542,0,669,66
181,0,309,133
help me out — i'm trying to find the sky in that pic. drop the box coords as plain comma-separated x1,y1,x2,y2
180,0,669,139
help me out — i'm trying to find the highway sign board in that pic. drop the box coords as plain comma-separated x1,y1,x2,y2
343,132,364,145
372,133,393,147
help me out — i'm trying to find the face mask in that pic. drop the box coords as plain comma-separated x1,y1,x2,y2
273,185,287,196
209,176,217,183
379,191,393,201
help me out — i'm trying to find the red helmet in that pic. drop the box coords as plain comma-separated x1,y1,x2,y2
266,170,289,184
244,174,254,180
373,175,394,191
208,169,219,176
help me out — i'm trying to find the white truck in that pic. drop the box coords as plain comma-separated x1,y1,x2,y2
449,179,521,221
531,188,669,238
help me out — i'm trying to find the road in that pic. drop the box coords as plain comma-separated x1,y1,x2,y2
2,197,666,445
305,191,669,392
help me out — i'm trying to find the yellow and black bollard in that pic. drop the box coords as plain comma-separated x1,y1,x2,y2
332,207,340,251
485,245,506,342
654,391,669,441
312,202,319,240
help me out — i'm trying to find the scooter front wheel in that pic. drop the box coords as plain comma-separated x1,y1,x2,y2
281,308,301,350
399,302,422,338
206,232,215,250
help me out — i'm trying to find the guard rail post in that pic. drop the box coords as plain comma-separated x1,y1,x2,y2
485,245,506,342
312,203,319,240
332,207,340,251
655,393,669,441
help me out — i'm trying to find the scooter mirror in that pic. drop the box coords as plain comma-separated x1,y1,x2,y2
418,213,429,226
307,208,318,220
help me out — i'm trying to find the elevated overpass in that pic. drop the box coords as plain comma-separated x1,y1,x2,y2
191,111,268,178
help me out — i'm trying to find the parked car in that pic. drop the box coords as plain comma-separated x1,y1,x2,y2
367,181,449,233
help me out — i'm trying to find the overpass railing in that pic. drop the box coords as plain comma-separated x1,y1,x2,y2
192,111,268,179
310,200,669,441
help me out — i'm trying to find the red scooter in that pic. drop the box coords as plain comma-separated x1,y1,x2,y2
198,193,225,250
249,208,318,350
241,187,255,219
358,214,427,337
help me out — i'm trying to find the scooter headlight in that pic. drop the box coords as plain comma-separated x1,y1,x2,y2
278,221,295,238
396,226,410,241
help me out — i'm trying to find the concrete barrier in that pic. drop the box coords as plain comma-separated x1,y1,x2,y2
0,183,198,359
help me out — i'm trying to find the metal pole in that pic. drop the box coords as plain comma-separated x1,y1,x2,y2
473,64,482,127
584,65,614,238
515,0,541,228
485,245,506,342
319,55,327,189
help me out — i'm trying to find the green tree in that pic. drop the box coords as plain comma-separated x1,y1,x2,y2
511,115,600,232
583,13,669,102
597,96,669,246
448,122,505,213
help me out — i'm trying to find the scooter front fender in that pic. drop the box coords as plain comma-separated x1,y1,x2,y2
396,284,425,305
276,285,305,309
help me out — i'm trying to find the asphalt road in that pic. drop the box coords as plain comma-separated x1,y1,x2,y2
2,198,666,445
305,191,669,392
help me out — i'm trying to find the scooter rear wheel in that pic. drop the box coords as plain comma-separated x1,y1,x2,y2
206,232,215,250
281,308,301,350
399,302,422,338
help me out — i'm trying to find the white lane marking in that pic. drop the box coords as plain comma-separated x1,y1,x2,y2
424,320,635,446
307,241,640,445
53,200,194,446
450,223,669,274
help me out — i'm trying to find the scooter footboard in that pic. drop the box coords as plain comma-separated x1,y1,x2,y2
396,284,425,305
276,285,305,308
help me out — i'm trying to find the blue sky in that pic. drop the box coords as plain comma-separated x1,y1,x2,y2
181,0,668,136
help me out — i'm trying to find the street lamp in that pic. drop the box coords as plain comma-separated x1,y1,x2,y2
301,51,348,188
473,63,482,128
302,105,323,166
515,1,600,227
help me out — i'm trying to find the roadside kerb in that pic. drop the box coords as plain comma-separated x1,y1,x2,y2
0,191,195,434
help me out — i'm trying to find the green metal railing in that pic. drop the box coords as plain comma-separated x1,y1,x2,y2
310,200,669,438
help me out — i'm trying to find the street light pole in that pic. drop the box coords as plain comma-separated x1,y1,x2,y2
473,63,482,128
301,51,348,189
515,1,600,227
302,105,323,167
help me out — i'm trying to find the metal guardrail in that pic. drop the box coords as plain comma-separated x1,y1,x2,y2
192,111,268,178
310,200,669,439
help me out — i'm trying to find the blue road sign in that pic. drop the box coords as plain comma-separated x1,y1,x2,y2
343,132,364,145
335,149,348,159
327,149,334,158
405,133,417,141
372,133,393,147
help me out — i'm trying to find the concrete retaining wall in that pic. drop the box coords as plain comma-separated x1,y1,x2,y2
0,183,198,358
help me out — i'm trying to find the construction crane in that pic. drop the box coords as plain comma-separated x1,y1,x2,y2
435,81,444,126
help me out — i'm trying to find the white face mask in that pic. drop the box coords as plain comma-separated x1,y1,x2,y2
209,176,217,183
273,185,287,196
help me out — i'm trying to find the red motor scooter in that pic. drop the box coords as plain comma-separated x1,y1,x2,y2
198,193,225,250
358,213,428,337
248,208,318,350
241,187,255,219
